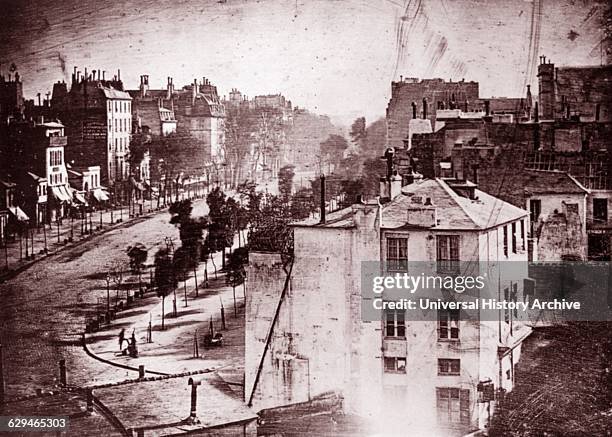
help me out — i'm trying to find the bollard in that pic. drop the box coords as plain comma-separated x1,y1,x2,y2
59,359,67,386
188,378,202,419
86,388,94,412
138,365,145,379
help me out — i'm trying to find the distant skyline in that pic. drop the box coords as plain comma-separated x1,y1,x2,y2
0,0,608,126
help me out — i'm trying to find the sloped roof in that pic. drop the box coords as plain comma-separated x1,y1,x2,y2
382,178,528,230
524,170,589,195
102,87,132,100
27,172,46,182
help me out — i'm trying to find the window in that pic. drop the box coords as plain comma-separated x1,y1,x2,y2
383,357,406,373
437,235,460,273
385,309,405,337
520,219,525,250
529,199,541,232
511,222,517,254
386,237,408,272
503,226,508,257
115,138,118,150
438,359,460,375
436,388,470,424
594,198,608,223
438,309,459,340
115,101,118,112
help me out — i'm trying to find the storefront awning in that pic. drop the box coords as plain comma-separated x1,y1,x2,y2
92,188,110,202
73,190,87,205
8,206,29,222
51,186,72,203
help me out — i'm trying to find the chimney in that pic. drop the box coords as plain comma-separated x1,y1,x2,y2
422,97,428,119
534,101,539,123
484,100,490,116
411,101,417,119
140,75,149,98
167,77,174,99
389,172,402,200
102,70,106,80
117,69,121,81
320,174,326,224
192,78,198,103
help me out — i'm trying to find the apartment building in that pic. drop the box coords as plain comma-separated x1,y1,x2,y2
246,176,532,436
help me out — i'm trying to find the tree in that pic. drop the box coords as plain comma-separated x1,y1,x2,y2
320,134,349,171
127,243,147,293
172,246,190,306
226,246,248,316
168,199,207,296
154,248,175,330
349,116,367,151
278,165,296,201
290,187,316,219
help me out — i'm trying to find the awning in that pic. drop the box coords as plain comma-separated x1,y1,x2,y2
8,207,29,222
73,190,88,205
51,186,72,203
92,188,110,202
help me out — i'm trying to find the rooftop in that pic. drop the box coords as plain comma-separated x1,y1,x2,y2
381,178,528,230
524,170,590,195
101,87,132,100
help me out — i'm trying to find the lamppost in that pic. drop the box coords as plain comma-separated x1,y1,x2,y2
105,273,111,313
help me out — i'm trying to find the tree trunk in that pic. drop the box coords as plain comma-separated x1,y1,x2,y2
161,295,165,330
184,277,188,307
211,255,217,279
193,265,198,297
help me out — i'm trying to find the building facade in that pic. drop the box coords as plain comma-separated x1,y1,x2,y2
246,177,532,436
51,68,132,190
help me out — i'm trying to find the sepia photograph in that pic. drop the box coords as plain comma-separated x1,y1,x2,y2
0,0,611,435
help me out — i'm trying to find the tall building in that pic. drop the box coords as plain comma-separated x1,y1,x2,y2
3,119,71,224
51,68,132,190
246,176,532,436
127,75,225,178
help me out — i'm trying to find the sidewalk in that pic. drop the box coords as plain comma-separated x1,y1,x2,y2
84,235,246,391
0,192,210,280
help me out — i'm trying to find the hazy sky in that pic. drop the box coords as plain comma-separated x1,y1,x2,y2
0,0,607,126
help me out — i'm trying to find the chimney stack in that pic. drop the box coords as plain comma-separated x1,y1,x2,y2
320,174,326,224
412,101,417,119
484,100,490,116
422,98,428,119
